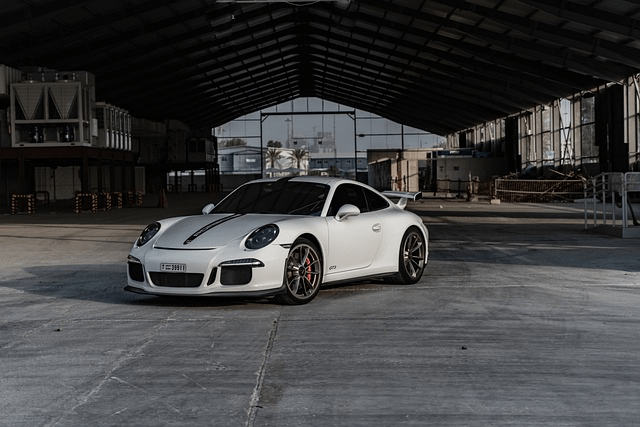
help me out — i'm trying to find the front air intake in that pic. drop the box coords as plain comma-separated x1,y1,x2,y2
149,272,204,288
128,261,144,282
220,266,252,285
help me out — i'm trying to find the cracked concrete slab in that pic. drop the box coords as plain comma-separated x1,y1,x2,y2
1,196,639,426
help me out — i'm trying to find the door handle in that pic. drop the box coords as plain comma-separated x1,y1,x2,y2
372,223,381,232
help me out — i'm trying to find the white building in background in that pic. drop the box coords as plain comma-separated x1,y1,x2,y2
218,145,309,175
219,146,263,175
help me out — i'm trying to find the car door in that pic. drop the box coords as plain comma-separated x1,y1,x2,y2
325,183,383,275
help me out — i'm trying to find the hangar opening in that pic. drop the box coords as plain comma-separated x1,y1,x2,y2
1,0,640,221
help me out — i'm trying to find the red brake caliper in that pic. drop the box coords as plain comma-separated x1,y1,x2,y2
305,257,312,281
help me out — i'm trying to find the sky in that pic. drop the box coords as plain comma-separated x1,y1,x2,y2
214,98,444,157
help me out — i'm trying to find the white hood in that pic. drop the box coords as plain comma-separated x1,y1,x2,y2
154,213,288,250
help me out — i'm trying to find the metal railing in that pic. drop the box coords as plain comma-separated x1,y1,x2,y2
494,179,585,202
584,172,640,231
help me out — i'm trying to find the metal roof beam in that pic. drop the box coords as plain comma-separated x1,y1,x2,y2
440,0,640,68
517,0,640,40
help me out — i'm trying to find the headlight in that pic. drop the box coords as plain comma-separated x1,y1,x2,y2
245,224,279,249
137,222,161,247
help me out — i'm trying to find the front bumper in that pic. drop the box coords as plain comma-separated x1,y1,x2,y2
126,244,289,297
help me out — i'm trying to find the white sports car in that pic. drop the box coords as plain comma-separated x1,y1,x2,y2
126,176,428,305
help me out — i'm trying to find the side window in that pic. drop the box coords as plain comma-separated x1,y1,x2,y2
328,184,368,215
364,187,390,211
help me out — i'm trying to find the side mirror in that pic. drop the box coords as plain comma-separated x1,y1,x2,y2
335,204,360,222
202,203,215,215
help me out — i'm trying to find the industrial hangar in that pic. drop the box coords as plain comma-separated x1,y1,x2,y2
1,0,640,213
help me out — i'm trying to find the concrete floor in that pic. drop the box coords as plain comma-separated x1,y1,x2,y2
1,194,639,427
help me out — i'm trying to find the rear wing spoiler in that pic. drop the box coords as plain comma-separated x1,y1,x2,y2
382,191,422,210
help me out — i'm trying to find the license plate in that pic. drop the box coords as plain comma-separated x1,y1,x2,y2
160,263,186,272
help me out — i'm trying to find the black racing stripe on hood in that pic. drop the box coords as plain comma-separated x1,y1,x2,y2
183,213,244,245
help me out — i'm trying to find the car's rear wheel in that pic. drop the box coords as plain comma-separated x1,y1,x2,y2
386,227,426,284
274,238,322,305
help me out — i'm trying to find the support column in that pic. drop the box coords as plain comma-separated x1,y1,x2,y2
18,149,26,193
97,157,104,193
81,148,90,193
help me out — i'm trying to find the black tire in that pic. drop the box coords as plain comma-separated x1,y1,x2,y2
386,227,426,284
274,238,323,305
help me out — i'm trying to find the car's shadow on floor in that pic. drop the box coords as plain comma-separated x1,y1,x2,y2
130,294,277,308
1,264,281,308
2,264,388,308
320,277,389,291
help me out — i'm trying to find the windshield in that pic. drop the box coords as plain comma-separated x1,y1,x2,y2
212,180,330,215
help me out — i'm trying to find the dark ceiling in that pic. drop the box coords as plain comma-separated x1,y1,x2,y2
2,0,640,136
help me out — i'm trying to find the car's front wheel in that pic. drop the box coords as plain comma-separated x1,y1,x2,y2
274,238,323,305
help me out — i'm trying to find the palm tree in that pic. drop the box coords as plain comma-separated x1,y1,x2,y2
266,148,282,170
290,148,308,173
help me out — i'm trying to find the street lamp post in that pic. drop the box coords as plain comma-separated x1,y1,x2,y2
285,117,292,148
356,133,365,181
